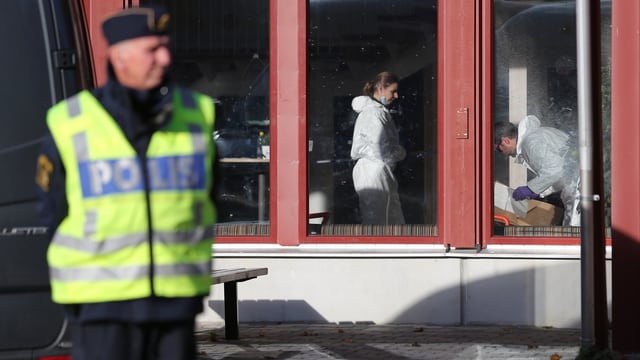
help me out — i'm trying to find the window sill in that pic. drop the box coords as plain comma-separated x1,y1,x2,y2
213,243,612,260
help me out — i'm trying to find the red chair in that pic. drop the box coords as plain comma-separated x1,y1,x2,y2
309,212,331,225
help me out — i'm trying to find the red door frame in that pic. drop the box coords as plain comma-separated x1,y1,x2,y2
271,0,307,246
480,0,583,247
82,0,125,85
84,0,587,250
303,0,478,247
83,0,282,245
82,0,481,247
439,0,479,249
479,0,494,250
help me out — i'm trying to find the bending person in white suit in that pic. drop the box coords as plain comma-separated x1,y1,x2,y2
494,115,580,226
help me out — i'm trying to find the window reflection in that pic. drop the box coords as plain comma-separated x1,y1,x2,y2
143,0,270,235
493,0,611,236
307,0,437,236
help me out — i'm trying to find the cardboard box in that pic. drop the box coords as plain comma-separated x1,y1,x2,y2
493,181,564,226
494,200,564,226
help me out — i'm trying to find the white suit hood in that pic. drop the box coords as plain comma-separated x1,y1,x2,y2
350,96,405,165
352,96,385,116
515,114,541,163
511,114,580,226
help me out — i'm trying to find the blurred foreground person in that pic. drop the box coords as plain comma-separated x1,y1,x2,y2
35,6,217,359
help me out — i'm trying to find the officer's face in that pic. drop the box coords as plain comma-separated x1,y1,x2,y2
110,35,171,90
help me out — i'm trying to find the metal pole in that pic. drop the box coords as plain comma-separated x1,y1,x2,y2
576,0,608,350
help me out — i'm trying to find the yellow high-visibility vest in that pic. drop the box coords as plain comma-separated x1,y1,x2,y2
46,88,216,304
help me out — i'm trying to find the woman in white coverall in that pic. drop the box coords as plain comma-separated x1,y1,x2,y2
494,115,580,226
351,72,406,224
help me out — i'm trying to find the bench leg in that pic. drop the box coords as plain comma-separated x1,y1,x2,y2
224,281,239,340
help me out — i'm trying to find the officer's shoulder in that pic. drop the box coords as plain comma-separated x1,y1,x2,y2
176,87,211,101
50,90,91,109
176,87,214,111
47,90,91,118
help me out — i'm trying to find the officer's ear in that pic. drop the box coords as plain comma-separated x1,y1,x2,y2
108,48,121,69
108,43,128,70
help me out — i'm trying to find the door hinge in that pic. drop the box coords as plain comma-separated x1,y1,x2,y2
53,49,77,69
456,107,469,139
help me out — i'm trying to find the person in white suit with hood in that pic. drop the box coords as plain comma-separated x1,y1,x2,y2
494,115,580,226
350,72,406,224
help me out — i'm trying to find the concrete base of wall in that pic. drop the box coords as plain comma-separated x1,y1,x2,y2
197,254,611,329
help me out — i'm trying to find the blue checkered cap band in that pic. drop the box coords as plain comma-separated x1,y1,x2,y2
102,5,170,45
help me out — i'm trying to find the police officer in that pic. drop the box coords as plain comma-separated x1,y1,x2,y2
35,6,216,360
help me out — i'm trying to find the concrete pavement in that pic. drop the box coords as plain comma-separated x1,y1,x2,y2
196,323,582,359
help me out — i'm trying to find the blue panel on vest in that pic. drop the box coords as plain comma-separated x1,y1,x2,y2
78,154,206,197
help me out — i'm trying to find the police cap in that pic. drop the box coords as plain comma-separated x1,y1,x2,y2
102,5,170,46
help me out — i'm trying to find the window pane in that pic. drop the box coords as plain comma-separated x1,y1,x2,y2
142,0,270,236
0,1,53,205
307,0,437,236
493,0,611,237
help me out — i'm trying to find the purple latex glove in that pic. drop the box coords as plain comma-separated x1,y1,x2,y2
512,186,539,201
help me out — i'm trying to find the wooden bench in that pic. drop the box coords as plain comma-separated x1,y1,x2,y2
212,267,268,339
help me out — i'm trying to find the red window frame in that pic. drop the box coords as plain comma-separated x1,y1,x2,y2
85,0,591,248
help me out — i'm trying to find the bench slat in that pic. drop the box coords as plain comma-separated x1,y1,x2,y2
212,267,268,284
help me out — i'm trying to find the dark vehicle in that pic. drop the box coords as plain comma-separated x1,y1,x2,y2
0,1,92,359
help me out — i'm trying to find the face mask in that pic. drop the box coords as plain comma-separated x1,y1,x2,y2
380,96,387,105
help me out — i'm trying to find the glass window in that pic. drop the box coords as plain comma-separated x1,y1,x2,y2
307,0,438,236
142,0,270,236
492,0,611,237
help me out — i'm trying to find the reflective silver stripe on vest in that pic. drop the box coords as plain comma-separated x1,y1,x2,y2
66,95,82,118
154,260,211,277
50,259,211,282
73,133,89,162
52,226,213,255
84,209,97,238
51,263,147,281
188,124,206,153
155,225,215,246
52,232,147,254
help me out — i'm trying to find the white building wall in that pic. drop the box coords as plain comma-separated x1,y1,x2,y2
198,247,611,329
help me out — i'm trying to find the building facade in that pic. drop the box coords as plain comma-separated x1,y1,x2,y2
81,0,640,354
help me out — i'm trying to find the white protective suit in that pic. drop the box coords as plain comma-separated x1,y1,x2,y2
515,115,580,226
350,96,406,224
